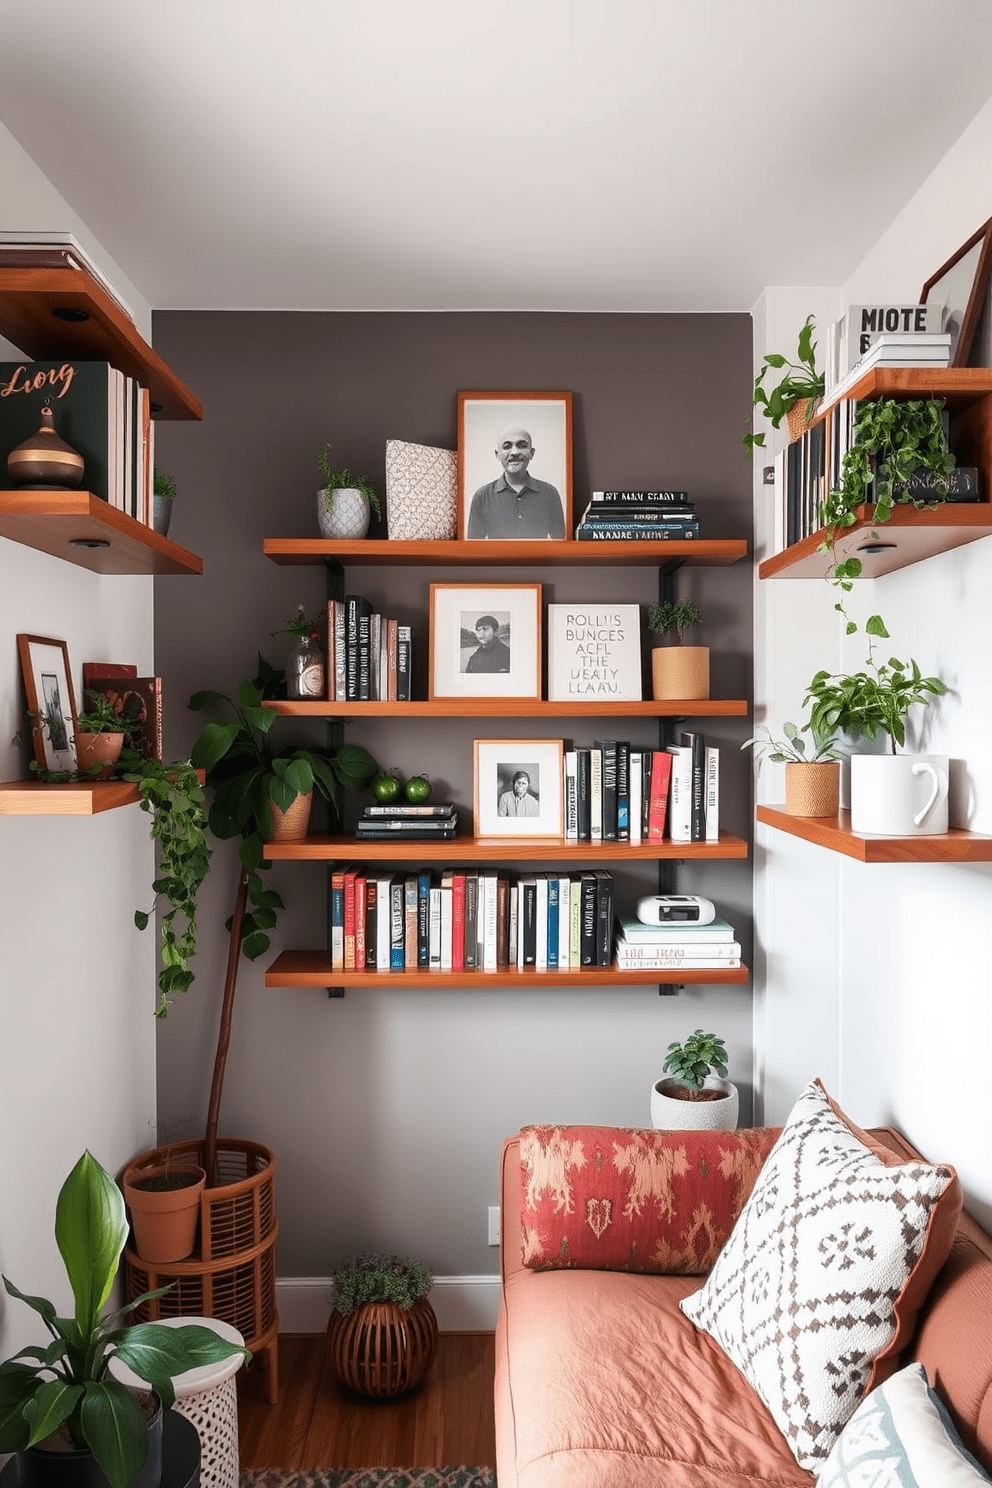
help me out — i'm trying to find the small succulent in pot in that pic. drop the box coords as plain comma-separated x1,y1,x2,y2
331,1251,433,1315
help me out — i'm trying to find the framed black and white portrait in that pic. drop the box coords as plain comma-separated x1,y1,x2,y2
17,633,78,773
429,582,542,700
458,391,572,541
474,738,564,838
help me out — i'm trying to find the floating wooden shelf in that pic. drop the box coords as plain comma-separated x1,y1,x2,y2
263,697,749,719
264,831,749,863
816,365,992,420
0,491,203,575
758,503,992,580
263,537,748,568
0,266,201,420
756,805,992,863
0,768,206,817
264,949,750,989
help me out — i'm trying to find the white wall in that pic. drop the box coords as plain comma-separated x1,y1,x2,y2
0,121,160,1359
753,100,992,1230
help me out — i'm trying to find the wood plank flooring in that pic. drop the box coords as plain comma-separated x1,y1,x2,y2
237,1333,496,1470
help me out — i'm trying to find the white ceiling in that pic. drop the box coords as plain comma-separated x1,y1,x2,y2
2,0,992,313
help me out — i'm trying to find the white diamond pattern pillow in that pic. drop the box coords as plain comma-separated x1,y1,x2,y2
384,439,457,540
680,1080,961,1471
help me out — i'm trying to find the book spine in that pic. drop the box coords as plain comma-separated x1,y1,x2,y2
417,870,432,968
388,876,404,970
354,874,367,971
666,746,692,843
593,490,690,503
387,618,399,701
439,873,453,970
557,876,570,969
679,730,707,842
647,749,672,842
594,870,614,967
617,941,743,961
545,874,559,969
564,750,578,840
494,875,508,969
343,869,357,970
569,876,582,968
507,879,518,969
334,602,347,701
615,955,742,971
451,872,466,972
579,873,598,966
428,887,442,969
705,747,719,842
616,742,629,841
376,876,392,972
640,750,653,840
576,524,699,540
629,750,642,846
325,600,336,702
575,748,592,841
396,625,412,701
580,508,697,523
520,878,537,968
404,875,419,969
596,740,618,842
365,878,378,969
345,596,361,702
462,871,478,970
534,875,548,970
590,747,603,842
358,602,372,701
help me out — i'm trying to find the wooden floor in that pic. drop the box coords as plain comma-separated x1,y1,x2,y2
237,1333,497,1469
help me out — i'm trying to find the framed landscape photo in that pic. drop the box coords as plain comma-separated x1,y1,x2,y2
429,582,542,700
17,633,78,773
474,738,564,838
458,390,572,541
921,217,992,367
546,602,643,702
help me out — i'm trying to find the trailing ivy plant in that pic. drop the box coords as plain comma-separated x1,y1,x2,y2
122,754,213,1018
818,398,956,617
743,314,824,457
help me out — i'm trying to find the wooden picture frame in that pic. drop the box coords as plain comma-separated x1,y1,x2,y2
474,737,564,838
429,582,542,701
17,633,78,773
920,217,992,367
458,390,572,540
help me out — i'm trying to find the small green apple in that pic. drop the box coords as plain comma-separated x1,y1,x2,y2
404,774,432,803
372,770,402,803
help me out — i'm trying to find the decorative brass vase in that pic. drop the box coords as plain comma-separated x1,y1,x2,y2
7,406,85,489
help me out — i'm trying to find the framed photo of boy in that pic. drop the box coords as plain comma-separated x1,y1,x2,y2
17,633,78,773
458,391,572,541
474,738,564,838
429,582,542,700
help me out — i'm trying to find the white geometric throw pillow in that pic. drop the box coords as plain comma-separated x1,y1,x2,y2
384,439,457,540
680,1079,961,1471
818,1362,992,1488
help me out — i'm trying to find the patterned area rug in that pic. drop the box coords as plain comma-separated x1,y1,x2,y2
240,1471,496,1488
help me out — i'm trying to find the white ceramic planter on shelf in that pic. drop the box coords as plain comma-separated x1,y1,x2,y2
317,487,372,539
650,1076,739,1131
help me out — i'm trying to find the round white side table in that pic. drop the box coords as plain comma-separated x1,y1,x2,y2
109,1315,245,1488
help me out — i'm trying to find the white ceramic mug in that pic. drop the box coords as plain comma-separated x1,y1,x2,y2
850,753,949,836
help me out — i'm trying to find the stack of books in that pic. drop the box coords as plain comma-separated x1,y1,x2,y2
821,332,952,412
563,737,718,845
574,490,700,542
355,803,457,841
614,915,742,972
326,598,412,702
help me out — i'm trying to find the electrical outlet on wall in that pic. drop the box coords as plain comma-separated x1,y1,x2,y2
488,1205,500,1246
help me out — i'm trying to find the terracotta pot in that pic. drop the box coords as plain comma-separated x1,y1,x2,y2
650,1076,739,1131
269,790,313,840
74,730,125,779
327,1295,438,1398
651,646,710,701
123,1162,206,1263
784,760,840,817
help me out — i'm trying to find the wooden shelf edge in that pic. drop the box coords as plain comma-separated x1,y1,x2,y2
264,950,750,988
262,537,749,568
0,491,203,575
815,365,992,422
756,805,992,863
758,503,992,581
263,831,750,862
0,780,142,815
262,697,750,719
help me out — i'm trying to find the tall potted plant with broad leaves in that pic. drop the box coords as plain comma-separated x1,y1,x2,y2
0,1151,248,1488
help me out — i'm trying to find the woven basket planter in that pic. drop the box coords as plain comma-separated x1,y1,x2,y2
784,761,840,817
269,790,312,840
327,1296,438,1398
785,397,817,442
651,646,710,701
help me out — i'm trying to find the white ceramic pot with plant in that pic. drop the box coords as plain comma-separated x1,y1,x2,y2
650,1030,739,1131
647,599,709,700
152,467,177,537
317,444,381,540
742,719,843,817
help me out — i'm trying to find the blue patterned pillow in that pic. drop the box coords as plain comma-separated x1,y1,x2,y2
818,1363,991,1487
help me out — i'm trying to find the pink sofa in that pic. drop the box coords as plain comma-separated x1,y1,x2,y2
495,1125,992,1488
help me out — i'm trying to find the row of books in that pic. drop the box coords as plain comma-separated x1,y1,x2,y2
0,358,155,523
328,866,617,972
574,489,700,542
325,597,412,702
615,914,742,971
820,301,947,402
355,803,457,841
565,735,718,845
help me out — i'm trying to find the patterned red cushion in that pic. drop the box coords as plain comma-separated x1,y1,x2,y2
518,1124,780,1274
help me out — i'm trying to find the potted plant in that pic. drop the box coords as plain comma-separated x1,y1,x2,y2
326,1251,437,1398
646,599,708,700
743,314,825,457
650,1029,739,1131
0,1151,248,1488
152,469,177,538
317,445,381,540
73,689,132,778
742,718,844,817
121,1144,207,1265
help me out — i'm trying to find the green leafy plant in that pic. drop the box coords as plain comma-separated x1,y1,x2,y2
275,604,322,639
0,1152,248,1488
122,756,213,1018
802,629,947,753
152,469,177,500
75,689,133,736
318,445,381,519
662,1030,729,1092
741,720,843,771
189,654,378,961
744,314,825,457
647,599,702,643
331,1251,433,1316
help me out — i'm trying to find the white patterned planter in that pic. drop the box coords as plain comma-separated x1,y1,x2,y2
317,486,372,539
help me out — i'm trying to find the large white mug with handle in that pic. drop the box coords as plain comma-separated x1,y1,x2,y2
850,754,949,836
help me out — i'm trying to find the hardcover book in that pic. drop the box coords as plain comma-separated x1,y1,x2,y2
679,729,707,842
575,523,700,540
547,604,642,702
85,676,163,761
0,359,119,503
396,625,412,701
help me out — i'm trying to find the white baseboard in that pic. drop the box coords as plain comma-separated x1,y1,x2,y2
275,1274,501,1334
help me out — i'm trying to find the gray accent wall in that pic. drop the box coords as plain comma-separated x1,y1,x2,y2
151,310,754,1280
